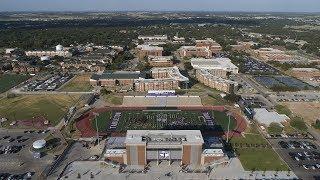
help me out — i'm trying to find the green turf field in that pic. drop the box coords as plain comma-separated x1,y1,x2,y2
211,111,236,131
230,127,288,171
0,94,82,126
92,110,236,132
0,74,30,93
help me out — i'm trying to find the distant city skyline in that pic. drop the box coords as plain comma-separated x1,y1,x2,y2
0,0,320,13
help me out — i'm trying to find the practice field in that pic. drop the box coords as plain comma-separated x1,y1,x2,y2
91,109,236,132
59,74,93,92
0,94,83,126
0,74,30,93
230,126,288,171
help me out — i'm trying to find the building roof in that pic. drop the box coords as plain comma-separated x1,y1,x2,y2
32,139,46,149
151,66,189,82
136,45,163,51
90,71,143,80
125,130,204,146
191,58,239,73
197,69,238,85
253,108,289,126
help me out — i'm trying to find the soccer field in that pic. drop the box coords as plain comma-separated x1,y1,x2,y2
91,109,236,132
0,94,84,126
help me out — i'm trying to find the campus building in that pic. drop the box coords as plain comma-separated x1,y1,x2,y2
25,50,72,58
136,45,163,60
148,56,173,67
195,38,222,54
134,78,180,92
191,58,239,77
253,48,292,61
191,58,238,93
138,35,168,42
178,46,212,59
105,130,226,166
90,67,188,92
196,69,237,93
90,71,143,90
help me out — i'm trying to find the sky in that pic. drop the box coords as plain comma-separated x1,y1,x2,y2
0,0,320,12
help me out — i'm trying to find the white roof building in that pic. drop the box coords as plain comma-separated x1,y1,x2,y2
136,45,163,51
253,108,289,126
191,58,239,74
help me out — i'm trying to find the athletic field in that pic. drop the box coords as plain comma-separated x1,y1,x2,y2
90,109,236,132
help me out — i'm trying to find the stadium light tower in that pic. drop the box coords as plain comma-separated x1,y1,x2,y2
93,112,100,146
226,112,232,143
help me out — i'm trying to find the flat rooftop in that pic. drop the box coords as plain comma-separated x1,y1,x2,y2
191,58,238,72
137,45,163,51
125,130,204,146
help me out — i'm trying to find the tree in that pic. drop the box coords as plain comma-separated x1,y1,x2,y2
290,117,308,132
224,93,241,103
267,123,283,135
184,62,193,71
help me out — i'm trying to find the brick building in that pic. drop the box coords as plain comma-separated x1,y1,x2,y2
253,48,292,61
136,45,163,60
178,46,212,59
134,78,179,92
196,69,237,93
90,71,143,90
195,38,222,54
148,56,173,67
104,130,226,166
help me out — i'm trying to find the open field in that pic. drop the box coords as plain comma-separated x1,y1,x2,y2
0,74,30,93
0,94,83,126
230,126,288,171
59,74,93,92
281,102,320,125
103,93,123,105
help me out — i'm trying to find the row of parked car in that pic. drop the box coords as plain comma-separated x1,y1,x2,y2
289,151,320,161
278,141,317,150
0,145,23,155
1,135,29,143
301,164,320,170
0,172,34,180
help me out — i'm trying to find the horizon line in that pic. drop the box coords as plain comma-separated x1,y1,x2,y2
1,10,320,14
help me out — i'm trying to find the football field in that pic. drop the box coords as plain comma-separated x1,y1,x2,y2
91,109,236,132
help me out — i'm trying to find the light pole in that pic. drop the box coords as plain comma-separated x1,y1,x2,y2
226,112,231,143
93,112,100,146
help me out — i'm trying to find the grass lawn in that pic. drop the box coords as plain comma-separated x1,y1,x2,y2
0,74,30,93
0,94,81,126
59,74,93,92
230,126,288,171
235,148,289,171
103,93,123,105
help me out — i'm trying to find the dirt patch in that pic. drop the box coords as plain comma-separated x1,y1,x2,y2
281,102,320,125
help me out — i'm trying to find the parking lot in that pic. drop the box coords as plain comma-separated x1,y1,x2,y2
269,138,320,180
21,74,73,91
271,92,320,102
0,129,55,179
243,57,280,75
